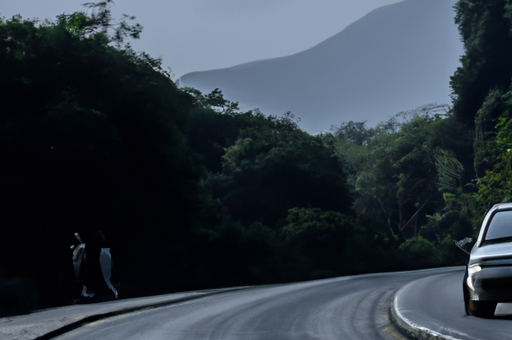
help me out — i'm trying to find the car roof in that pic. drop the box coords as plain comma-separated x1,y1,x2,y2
493,202,512,210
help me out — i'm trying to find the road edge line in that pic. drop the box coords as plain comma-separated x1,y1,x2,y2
389,283,462,340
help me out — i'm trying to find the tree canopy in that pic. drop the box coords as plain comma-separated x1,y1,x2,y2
451,0,512,126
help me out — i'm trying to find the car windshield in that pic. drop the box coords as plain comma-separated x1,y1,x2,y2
485,210,512,242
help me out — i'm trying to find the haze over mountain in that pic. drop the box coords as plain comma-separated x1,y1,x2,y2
180,0,463,134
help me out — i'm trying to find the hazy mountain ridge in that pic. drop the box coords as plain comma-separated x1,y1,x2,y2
180,0,463,133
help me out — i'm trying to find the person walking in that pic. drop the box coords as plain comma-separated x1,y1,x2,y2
73,230,118,302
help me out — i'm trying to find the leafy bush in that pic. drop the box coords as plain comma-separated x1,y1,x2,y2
397,236,442,269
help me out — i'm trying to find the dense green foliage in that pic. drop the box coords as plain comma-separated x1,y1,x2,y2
448,0,512,224
451,0,512,126
328,107,473,269
0,3,208,310
4,0,512,317
330,106,474,240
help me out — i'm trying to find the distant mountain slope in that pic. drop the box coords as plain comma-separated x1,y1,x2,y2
180,0,463,133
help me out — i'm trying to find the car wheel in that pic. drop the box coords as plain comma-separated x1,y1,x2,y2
468,301,497,318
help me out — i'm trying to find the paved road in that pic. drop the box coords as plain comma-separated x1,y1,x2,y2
396,269,512,340
53,268,457,340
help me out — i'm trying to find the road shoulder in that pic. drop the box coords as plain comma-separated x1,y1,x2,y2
389,285,462,340
0,287,247,340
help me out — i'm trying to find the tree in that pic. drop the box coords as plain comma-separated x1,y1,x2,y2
332,106,472,240
282,208,359,276
477,113,512,207
205,112,353,227
451,0,512,126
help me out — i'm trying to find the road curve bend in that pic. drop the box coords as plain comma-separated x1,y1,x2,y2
54,268,461,340
392,268,512,340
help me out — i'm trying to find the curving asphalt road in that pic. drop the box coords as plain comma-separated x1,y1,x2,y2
53,268,459,340
395,268,512,340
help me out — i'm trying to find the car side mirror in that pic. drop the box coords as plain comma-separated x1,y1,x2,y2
454,237,473,255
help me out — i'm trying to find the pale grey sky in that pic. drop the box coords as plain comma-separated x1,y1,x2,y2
2,0,403,78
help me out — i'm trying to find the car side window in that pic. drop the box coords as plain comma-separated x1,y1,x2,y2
484,210,512,242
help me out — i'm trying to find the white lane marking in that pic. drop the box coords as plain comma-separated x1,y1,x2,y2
393,281,465,340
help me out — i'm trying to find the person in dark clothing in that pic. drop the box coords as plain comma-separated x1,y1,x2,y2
79,230,118,302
